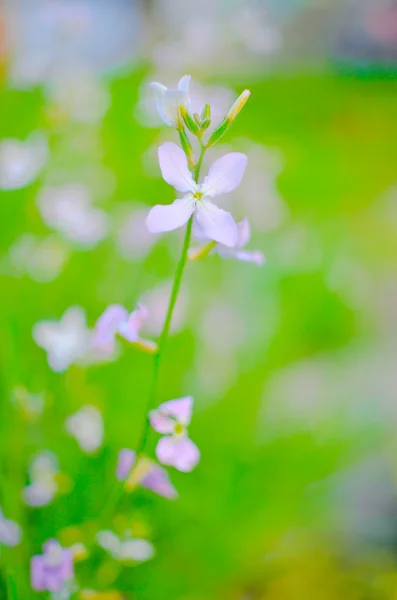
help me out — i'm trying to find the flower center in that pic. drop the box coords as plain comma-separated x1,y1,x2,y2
173,422,184,436
192,189,203,200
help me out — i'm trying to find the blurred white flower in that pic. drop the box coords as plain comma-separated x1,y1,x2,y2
0,134,48,190
115,204,157,260
65,405,104,453
37,184,109,248
96,530,154,563
0,508,22,547
46,70,111,124
7,0,144,87
33,306,92,372
23,451,59,507
9,234,69,283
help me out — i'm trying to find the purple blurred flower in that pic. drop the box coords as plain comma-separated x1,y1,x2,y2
116,449,136,481
150,396,200,472
140,462,178,499
31,540,74,593
117,451,178,499
146,142,247,247
0,508,22,547
93,304,157,356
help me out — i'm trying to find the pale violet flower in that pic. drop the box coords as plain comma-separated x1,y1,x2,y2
96,530,154,563
146,142,247,247
149,75,190,127
116,449,136,481
116,450,178,500
37,184,109,248
23,451,59,508
0,508,22,547
150,396,200,472
190,218,265,265
93,304,157,356
0,134,48,190
65,405,104,453
31,540,74,593
33,306,92,373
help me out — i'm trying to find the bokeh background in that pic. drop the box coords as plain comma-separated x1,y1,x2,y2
1,0,397,598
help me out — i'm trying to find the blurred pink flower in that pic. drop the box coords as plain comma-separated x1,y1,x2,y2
117,450,178,499
146,142,247,247
116,449,136,482
149,74,191,127
93,304,157,356
150,396,200,472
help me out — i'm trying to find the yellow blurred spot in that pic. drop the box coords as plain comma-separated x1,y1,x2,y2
79,591,124,600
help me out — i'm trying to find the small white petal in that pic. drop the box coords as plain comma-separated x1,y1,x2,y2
178,75,191,93
236,218,251,248
201,153,248,197
146,198,194,234
195,201,238,247
158,142,196,193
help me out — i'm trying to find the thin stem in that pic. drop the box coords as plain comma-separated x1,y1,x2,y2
136,143,206,456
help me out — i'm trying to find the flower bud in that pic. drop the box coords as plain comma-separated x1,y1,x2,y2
226,89,251,122
180,105,201,136
201,104,211,121
201,118,211,132
206,118,229,148
178,128,195,167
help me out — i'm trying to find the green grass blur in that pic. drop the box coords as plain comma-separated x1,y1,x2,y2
1,67,397,599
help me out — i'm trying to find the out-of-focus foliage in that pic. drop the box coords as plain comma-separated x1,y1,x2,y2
1,1,397,598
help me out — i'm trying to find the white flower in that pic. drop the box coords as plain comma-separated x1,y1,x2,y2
23,451,59,507
96,530,154,563
37,184,109,248
0,509,22,547
0,134,48,190
191,218,265,265
33,306,92,373
65,405,104,453
146,142,247,247
149,75,191,127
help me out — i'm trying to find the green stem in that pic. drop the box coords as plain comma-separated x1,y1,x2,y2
98,142,206,522
136,144,206,456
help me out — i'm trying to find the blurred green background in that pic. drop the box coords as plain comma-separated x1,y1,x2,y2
1,1,397,598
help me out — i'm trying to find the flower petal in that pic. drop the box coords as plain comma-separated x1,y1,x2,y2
234,250,265,266
236,218,251,248
116,449,136,481
173,437,200,472
201,153,248,197
118,304,148,342
93,305,128,354
178,75,191,93
31,556,45,591
149,409,175,434
146,198,194,234
156,436,200,472
158,142,196,193
158,396,193,426
195,201,238,247
148,82,172,126
140,463,178,499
